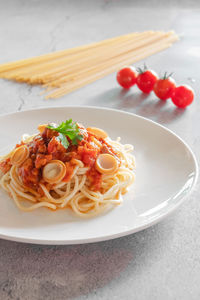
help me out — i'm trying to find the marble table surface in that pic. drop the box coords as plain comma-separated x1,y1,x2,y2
0,1,200,299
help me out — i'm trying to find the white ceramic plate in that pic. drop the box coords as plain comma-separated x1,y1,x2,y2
0,106,198,244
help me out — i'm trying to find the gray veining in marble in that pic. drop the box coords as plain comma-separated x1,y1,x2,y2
0,0,200,299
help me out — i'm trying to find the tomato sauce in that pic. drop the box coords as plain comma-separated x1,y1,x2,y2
0,125,120,192
0,158,11,174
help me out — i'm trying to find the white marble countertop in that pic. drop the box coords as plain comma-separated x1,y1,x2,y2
0,1,200,299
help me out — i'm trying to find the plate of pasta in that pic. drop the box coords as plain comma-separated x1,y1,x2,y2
0,106,198,244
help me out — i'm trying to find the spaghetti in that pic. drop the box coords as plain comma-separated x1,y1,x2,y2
0,120,135,217
0,31,178,99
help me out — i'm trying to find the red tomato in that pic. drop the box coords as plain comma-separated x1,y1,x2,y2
153,76,176,100
117,67,137,89
136,69,158,93
171,85,194,108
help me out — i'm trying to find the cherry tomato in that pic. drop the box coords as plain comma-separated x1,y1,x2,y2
136,67,158,93
171,85,194,108
153,75,176,100
117,67,137,89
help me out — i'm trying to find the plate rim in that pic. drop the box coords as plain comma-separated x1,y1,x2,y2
0,105,198,245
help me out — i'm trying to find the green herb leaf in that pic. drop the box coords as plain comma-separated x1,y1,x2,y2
71,134,83,145
56,133,69,149
47,119,83,149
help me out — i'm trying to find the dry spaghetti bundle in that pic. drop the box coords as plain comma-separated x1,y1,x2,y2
0,31,178,99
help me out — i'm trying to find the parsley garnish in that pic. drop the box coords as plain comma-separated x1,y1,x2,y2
47,119,83,149
57,133,69,149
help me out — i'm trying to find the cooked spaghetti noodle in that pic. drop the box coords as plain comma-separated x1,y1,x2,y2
0,120,135,217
